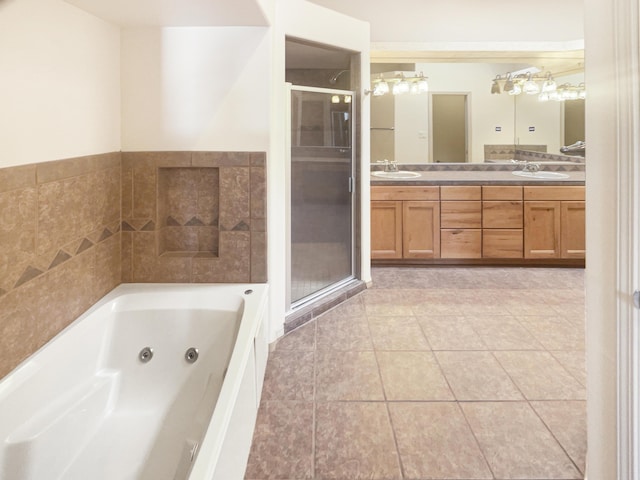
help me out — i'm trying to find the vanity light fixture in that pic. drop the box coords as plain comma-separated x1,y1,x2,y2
522,73,540,95
366,71,429,96
492,71,585,102
491,76,501,94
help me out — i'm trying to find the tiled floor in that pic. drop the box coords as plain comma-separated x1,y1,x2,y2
246,267,587,480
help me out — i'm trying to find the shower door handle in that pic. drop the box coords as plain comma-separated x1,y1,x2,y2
634,290,640,309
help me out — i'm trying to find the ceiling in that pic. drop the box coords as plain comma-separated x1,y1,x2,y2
304,0,585,75
64,0,268,27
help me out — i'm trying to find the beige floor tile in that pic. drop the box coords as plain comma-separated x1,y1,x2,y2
368,316,430,350
376,351,453,401
461,401,582,479
322,294,367,319
417,315,487,350
315,402,401,480
245,401,313,480
531,400,587,475
315,350,384,401
518,315,585,350
362,289,414,316
316,314,373,351
389,402,493,479
275,321,316,351
467,315,544,350
550,350,587,386
494,351,586,400
436,351,523,401
261,350,315,401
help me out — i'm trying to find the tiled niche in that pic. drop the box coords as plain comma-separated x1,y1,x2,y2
121,151,267,284
157,167,220,256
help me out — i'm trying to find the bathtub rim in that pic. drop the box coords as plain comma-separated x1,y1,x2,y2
0,282,269,480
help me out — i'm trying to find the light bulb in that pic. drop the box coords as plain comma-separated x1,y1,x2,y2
508,84,522,95
538,91,550,102
331,95,340,103
416,77,429,94
344,95,352,103
523,74,540,95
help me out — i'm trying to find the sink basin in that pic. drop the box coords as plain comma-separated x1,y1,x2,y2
372,171,421,179
511,171,570,179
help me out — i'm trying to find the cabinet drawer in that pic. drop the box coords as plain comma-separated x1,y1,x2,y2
441,229,482,258
441,201,482,228
523,186,585,201
483,201,523,228
440,186,481,201
371,186,439,201
483,229,523,258
482,186,523,201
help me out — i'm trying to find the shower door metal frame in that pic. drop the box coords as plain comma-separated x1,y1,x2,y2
286,84,356,311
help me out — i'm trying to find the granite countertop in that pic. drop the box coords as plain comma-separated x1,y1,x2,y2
370,170,585,186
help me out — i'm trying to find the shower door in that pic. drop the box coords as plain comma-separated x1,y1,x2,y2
288,86,355,306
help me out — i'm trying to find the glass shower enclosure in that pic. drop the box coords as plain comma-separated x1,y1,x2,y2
288,86,355,307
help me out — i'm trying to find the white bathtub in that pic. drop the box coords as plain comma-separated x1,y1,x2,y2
0,283,269,480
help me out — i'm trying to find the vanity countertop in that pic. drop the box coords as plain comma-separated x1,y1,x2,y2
370,169,585,186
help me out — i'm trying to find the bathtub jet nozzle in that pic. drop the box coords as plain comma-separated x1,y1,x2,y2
185,347,199,363
139,347,154,363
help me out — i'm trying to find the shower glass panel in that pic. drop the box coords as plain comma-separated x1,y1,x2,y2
289,86,354,305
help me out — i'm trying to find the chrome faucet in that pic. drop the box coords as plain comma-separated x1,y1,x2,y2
512,159,541,173
377,159,399,172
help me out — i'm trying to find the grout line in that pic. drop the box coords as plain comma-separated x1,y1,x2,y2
365,311,406,479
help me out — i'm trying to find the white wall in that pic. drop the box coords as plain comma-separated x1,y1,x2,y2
121,27,270,151
584,0,626,476
307,0,583,44
268,0,370,341
0,0,121,168
408,63,515,162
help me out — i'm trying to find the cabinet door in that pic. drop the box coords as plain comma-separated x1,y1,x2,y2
403,201,440,258
561,201,586,258
524,201,561,258
371,201,403,259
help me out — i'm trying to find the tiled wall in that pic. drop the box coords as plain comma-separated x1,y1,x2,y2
484,144,546,160
0,150,267,379
0,153,122,378
121,151,267,284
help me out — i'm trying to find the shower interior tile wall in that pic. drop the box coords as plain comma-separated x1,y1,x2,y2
0,150,267,380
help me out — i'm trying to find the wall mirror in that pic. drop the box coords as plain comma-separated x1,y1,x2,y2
370,50,585,164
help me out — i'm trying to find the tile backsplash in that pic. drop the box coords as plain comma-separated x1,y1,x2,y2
0,153,121,378
0,150,267,379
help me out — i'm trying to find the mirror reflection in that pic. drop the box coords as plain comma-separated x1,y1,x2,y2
370,59,585,164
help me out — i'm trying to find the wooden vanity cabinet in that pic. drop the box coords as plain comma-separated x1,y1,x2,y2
523,186,585,259
371,186,440,259
440,186,481,258
482,186,524,258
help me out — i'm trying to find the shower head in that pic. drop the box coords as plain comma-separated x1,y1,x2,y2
329,70,349,84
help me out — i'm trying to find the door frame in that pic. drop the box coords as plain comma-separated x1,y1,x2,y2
286,84,357,311
428,92,471,163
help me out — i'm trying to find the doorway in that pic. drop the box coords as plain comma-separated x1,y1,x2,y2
288,86,356,307
430,93,469,163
